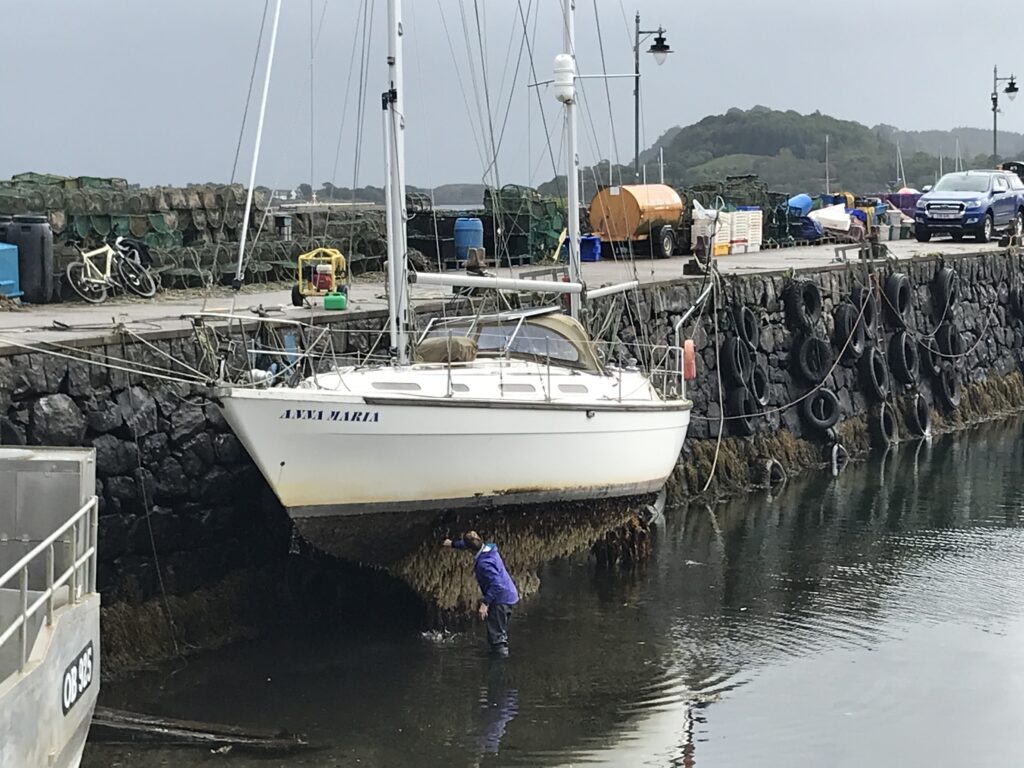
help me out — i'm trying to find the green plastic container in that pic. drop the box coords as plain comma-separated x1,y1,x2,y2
323,291,348,311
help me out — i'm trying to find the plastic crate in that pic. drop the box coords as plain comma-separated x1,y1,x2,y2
712,243,730,257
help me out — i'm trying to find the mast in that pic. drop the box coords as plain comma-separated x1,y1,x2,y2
383,0,410,363
557,0,581,320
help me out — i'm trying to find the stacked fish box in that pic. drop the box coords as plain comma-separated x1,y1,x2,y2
726,208,763,254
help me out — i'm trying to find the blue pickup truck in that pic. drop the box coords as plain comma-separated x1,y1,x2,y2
914,170,1024,242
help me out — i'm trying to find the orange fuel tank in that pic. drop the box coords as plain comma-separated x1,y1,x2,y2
588,183,684,243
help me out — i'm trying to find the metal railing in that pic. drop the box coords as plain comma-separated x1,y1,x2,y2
0,496,99,675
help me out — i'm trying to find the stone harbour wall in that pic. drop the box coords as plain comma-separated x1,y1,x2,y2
0,247,1022,669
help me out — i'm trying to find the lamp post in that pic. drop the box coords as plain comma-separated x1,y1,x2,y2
991,65,1018,161
634,13,671,180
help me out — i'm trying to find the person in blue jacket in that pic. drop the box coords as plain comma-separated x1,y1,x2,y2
443,530,520,657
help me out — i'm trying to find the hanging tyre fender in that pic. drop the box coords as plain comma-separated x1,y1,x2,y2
932,266,959,322
918,338,942,377
860,345,890,402
764,458,787,489
749,356,770,407
726,386,757,437
935,322,965,363
832,302,865,361
784,279,823,333
1010,285,1024,320
887,330,920,385
793,335,834,383
800,387,841,431
904,393,931,437
855,282,878,341
871,402,899,448
936,365,962,410
720,337,753,388
733,304,760,351
883,272,912,328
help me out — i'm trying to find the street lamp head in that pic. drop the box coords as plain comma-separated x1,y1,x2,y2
1006,76,1019,101
647,31,671,66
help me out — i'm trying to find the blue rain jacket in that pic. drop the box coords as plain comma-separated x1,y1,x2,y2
452,541,520,606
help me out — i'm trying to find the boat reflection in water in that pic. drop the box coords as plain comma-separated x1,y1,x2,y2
86,418,1024,767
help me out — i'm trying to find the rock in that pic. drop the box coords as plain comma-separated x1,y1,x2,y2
105,475,138,502
1,417,26,446
179,433,214,477
87,405,123,434
129,507,180,555
115,386,158,437
197,466,233,503
64,361,93,398
29,394,87,446
139,433,170,467
204,404,229,432
212,433,244,464
92,434,138,477
98,514,131,560
171,404,206,444
155,457,190,501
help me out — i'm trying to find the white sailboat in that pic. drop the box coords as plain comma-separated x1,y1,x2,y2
207,0,697,519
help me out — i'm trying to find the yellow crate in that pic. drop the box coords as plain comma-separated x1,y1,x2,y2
712,243,730,257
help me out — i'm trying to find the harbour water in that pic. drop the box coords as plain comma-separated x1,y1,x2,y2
84,417,1024,767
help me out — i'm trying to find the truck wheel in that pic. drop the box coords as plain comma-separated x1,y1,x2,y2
976,212,993,243
651,226,676,259
915,225,931,243
1015,210,1024,238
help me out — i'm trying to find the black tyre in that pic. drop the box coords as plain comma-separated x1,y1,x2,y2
905,393,931,437
919,339,942,377
915,225,931,243
1010,286,1024,320
976,212,994,243
832,302,865,361
794,335,834,383
721,337,753,388
749,356,770,407
883,272,912,328
291,283,304,307
871,402,899,448
66,262,107,304
652,226,676,259
932,266,958,322
887,330,919,385
784,279,823,333
726,386,757,437
860,345,890,402
855,283,878,340
734,304,759,351
801,388,841,431
935,321,965,363
936,365,961,410
116,256,156,298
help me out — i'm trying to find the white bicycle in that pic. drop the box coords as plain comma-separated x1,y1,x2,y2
66,237,157,304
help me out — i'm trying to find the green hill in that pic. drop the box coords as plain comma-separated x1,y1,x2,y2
611,106,1024,196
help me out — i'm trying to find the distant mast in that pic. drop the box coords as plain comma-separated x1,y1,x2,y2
825,134,830,195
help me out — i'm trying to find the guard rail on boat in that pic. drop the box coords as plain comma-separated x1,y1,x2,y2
0,496,99,676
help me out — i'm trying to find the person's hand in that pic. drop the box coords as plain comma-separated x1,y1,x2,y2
442,538,452,548
478,603,488,620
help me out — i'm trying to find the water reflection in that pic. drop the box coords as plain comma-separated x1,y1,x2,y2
85,418,1024,767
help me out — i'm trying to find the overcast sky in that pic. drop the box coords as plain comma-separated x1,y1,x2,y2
2,1,1013,190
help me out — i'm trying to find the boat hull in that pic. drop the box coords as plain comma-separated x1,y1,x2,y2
218,389,690,517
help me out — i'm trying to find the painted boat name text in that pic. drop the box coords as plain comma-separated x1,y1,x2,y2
280,408,381,423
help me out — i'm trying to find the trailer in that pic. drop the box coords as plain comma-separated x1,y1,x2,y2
588,184,686,259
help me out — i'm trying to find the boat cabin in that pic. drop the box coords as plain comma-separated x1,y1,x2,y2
416,308,603,373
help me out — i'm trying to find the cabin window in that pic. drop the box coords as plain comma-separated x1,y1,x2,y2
476,322,581,364
372,382,422,391
558,384,589,394
501,383,536,393
451,383,469,392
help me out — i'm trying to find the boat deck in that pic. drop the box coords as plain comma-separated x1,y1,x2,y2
0,239,1000,349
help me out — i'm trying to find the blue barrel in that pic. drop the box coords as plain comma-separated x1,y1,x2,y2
4,215,53,304
0,243,22,298
580,235,602,262
454,217,484,262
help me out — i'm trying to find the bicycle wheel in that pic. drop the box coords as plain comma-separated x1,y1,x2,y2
66,262,107,304
117,255,157,298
